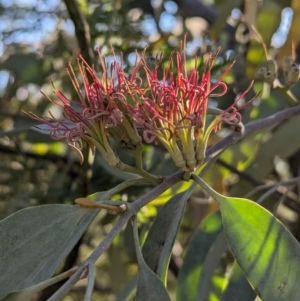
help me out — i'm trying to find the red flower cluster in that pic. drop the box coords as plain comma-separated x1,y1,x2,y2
125,47,240,170
29,44,250,171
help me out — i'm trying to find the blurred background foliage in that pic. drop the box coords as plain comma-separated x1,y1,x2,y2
1,0,300,300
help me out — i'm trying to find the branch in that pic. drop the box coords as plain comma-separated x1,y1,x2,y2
63,0,94,64
43,3,96,300
206,105,300,161
47,266,86,301
63,0,94,195
47,170,183,299
216,158,261,186
86,170,182,263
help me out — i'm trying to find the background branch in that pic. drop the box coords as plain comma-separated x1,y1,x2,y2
206,105,300,160
63,0,94,64
38,1,95,299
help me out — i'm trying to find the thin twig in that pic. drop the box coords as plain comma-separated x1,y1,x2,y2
273,190,289,216
245,176,300,200
63,0,94,64
86,171,182,264
104,178,150,199
63,0,94,196
46,265,86,301
12,267,79,297
216,158,261,186
0,126,34,138
255,180,300,205
206,105,300,161
84,264,95,301
121,163,162,184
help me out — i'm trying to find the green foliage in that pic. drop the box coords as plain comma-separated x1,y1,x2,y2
133,218,171,301
0,205,98,299
2,0,300,300
221,197,300,300
221,261,256,301
177,211,226,301
194,175,300,301
142,191,187,282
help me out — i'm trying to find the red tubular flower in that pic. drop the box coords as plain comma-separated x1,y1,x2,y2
28,50,141,165
125,44,248,171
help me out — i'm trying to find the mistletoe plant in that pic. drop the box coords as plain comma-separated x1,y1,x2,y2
1,40,300,301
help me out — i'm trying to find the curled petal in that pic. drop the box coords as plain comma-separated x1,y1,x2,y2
150,115,174,131
82,108,110,120
210,81,228,97
176,114,201,129
113,92,127,103
68,143,84,164
106,114,119,128
75,122,87,137
50,128,68,140
143,130,159,143
65,130,80,144
130,76,143,88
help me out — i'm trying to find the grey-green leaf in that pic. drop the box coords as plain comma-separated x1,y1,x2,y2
136,264,171,301
19,209,98,290
133,218,171,301
219,197,300,301
3,290,35,301
142,191,187,282
0,204,96,299
3,267,79,301
115,275,137,301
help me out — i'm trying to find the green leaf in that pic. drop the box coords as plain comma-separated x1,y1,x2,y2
194,175,300,301
20,208,98,292
3,267,79,301
0,204,96,299
17,188,135,292
177,211,226,301
142,191,187,283
115,275,137,301
221,261,256,301
229,114,300,197
150,180,193,206
3,289,35,301
197,231,228,301
136,264,171,301
220,197,300,300
133,218,171,301
3,290,35,301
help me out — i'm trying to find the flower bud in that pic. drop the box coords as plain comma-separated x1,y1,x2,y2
287,64,300,86
257,60,277,86
282,56,293,73
264,70,276,86
266,60,277,74
257,67,267,79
